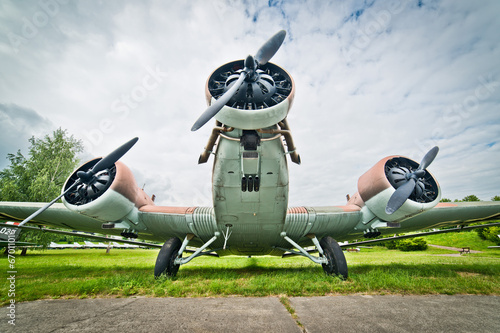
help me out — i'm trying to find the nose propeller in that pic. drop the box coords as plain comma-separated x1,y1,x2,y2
191,30,287,131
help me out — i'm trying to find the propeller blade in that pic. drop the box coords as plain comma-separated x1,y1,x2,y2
191,72,246,131
255,30,286,65
385,178,416,215
90,137,139,174
418,146,439,171
18,182,79,226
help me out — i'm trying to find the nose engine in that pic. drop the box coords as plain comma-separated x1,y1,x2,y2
205,60,294,130
191,30,294,131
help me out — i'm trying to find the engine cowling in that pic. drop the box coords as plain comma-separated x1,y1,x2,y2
357,155,441,222
62,158,153,222
205,60,295,129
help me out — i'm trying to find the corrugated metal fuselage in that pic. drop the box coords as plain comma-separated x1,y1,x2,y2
212,129,289,256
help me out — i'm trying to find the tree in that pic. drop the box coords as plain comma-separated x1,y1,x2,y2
461,194,480,202
0,128,83,252
0,128,83,202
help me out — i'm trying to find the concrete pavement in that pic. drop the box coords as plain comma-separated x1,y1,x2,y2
1,295,499,333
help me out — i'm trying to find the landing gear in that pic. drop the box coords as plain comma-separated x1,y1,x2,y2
279,233,348,279
154,233,220,278
154,237,182,278
320,236,348,280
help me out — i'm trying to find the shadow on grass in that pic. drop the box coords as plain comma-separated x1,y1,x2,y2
8,248,500,282
17,259,500,280
351,262,499,277
179,265,323,276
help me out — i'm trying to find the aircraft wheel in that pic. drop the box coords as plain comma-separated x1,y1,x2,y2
154,237,182,278
320,236,348,280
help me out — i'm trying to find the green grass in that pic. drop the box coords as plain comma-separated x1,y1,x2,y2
2,245,500,305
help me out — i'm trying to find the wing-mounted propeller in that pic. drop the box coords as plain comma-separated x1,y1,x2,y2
17,137,139,226
385,146,439,215
65,137,139,205
191,30,287,131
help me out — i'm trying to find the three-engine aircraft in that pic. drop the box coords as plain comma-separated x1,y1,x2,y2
1,31,500,279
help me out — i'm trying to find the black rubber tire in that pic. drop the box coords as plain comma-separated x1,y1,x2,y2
320,236,348,280
154,237,182,278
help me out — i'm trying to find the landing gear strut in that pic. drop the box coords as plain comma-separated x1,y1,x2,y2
154,237,181,278
280,233,348,280
320,236,348,279
154,233,220,278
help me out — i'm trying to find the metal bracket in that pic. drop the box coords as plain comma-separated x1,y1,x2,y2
174,232,220,265
280,232,327,265
120,229,138,239
307,234,325,256
177,233,195,257
222,225,232,250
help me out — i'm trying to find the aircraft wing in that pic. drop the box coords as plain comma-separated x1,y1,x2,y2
0,202,207,245
388,201,500,232
1,201,499,248
286,202,500,244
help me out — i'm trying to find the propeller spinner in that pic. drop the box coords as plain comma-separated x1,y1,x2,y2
191,30,287,131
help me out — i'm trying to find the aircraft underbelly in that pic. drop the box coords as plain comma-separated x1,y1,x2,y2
212,131,289,255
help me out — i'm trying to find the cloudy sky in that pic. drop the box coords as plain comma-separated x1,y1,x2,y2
0,0,499,207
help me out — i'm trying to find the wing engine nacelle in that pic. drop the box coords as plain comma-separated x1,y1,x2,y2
205,60,295,129
62,158,152,222
357,155,441,222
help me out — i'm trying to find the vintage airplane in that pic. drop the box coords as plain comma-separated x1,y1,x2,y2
1,30,500,279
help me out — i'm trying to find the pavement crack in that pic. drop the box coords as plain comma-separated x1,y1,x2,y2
48,298,139,333
279,296,307,333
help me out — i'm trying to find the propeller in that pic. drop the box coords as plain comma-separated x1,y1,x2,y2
76,137,138,184
191,30,287,131
18,137,139,226
385,146,439,215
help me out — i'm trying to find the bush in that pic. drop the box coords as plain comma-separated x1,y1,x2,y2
475,226,500,245
382,237,428,251
384,239,399,250
397,238,428,251
478,226,500,245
